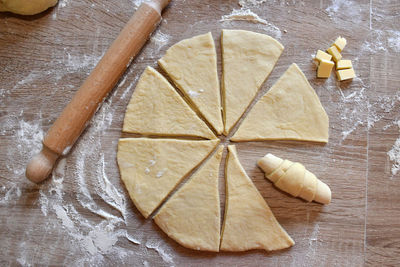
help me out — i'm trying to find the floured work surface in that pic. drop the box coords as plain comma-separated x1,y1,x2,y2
0,0,400,266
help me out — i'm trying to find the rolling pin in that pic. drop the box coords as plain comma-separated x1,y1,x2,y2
25,0,171,183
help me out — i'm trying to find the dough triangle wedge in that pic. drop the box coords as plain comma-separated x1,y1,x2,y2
154,145,223,252
222,29,284,135
220,145,294,252
122,67,215,140
158,32,223,134
231,63,329,142
117,138,219,218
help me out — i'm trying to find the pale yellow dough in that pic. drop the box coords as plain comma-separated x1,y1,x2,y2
0,0,57,15
220,145,294,252
222,29,284,135
158,33,223,134
117,138,219,218
258,153,332,204
122,67,215,140
231,63,329,142
154,146,223,252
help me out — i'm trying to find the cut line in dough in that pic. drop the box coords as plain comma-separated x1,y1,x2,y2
122,67,216,140
154,145,223,252
220,145,294,252
117,138,219,218
159,32,223,134
222,29,284,135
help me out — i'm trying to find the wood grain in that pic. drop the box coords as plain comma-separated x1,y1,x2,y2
0,0,399,266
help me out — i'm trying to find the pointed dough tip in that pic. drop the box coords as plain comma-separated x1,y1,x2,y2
314,179,331,204
257,153,283,175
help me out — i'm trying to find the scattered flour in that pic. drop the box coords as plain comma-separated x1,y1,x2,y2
188,90,201,97
220,8,281,39
2,0,399,264
220,8,267,25
0,184,21,205
305,223,320,261
145,241,174,264
387,121,400,177
150,30,171,52
145,158,157,174
0,55,173,265
360,30,387,54
33,94,174,264
338,87,399,140
23,64,175,264
59,0,68,8
337,86,369,140
238,0,267,7
132,0,145,8
387,30,400,53
65,53,102,72
325,0,362,23
156,168,167,178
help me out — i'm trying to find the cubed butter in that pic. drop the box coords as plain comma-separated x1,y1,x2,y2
327,46,342,62
336,59,352,70
333,36,347,51
337,68,356,81
317,59,335,78
315,50,332,62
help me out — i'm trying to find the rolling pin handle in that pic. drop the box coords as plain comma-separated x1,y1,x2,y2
26,146,59,183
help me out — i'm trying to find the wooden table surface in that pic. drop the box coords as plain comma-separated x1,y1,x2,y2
1,0,399,266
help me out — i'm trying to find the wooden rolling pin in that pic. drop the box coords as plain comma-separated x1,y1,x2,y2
26,0,171,183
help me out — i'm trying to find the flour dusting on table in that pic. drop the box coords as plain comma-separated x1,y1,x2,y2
33,80,175,264
326,0,362,23
220,9,281,39
1,0,400,265
0,53,173,264
387,30,400,53
150,30,171,52
388,121,400,177
221,9,267,24
238,0,266,7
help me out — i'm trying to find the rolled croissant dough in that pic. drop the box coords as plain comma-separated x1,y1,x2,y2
0,0,57,15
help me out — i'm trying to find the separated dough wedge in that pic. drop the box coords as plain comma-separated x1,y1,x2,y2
231,63,329,142
222,29,284,135
154,145,223,252
220,145,294,252
123,67,215,140
117,138,219,218
158,33,223,134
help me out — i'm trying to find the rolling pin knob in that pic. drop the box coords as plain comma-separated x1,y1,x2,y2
26,146,59,183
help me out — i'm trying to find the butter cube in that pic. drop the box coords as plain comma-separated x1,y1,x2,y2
337,68,356,81
336,59,352,70
333,36,347,51
317,59,335,78
315,50,332,62
327,46,342,62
